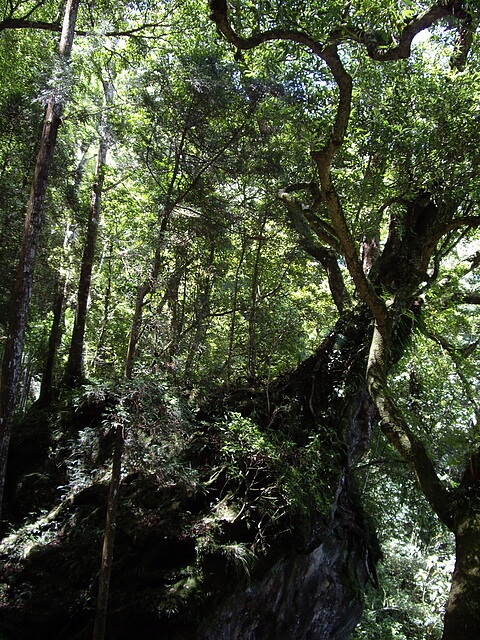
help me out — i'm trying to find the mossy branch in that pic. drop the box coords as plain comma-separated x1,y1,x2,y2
366,323,454,529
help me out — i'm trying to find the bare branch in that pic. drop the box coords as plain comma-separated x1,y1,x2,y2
458,292,480,305
0,18,168,37
0,18,61,32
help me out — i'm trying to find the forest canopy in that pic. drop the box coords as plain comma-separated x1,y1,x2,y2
0,1,480,639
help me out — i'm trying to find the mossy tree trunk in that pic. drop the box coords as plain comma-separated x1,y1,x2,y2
441,452,480,640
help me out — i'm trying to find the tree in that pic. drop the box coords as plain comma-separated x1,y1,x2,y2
123,47,256,379
0,0,81,518
92,404,125,640
208,1,480,637
64,75,113,386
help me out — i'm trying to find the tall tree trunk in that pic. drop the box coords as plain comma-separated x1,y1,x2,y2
65,79,113,387
441,451,480,640
38,218,79,404
124,282,151,379
92,417,125,640
163,258,187,368
184,243,215,383
226,234,247,383
0,0,80,517
90,239,114,374
125,214,171,379
38,277,65,406
246,215,266,380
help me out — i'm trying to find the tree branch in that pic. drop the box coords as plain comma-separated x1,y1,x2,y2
278,189,341,251
209,0,326,57
366,323,454,529
209,1,472,63
456,292,480,305
208,1,473,330
331,2,473,62
279,189,350,312
209,1,390,327
436,215,480,240
0,18,167,36
0,18,61,32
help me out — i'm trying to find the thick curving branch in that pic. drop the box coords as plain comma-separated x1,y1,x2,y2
366,322,454,529
208,1,473,329
335,1,472,61
436,215,480,238
308,45,389,328
209,0,325,56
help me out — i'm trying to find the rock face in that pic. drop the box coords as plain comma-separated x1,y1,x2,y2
201,542,365,640
200,471,376,640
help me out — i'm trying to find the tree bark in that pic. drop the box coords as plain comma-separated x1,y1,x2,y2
442,511,480,639
226,234,247,382
65,78,112,387
38,277,65,406
441,449,480,639
0,0,80,517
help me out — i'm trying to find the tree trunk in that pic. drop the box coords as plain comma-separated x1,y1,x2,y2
90,240,114,374
442,511,480,640
124,282,150,379
246,216,266,380
163,258,187,368
65,79,112,387
124,220,170,379
226,234,247,383
442,450,480,639
184,243,215,383
0,0,80,517
92,418,125,640
38,278,65,406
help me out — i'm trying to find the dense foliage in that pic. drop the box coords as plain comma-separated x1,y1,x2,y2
1,1,480,639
